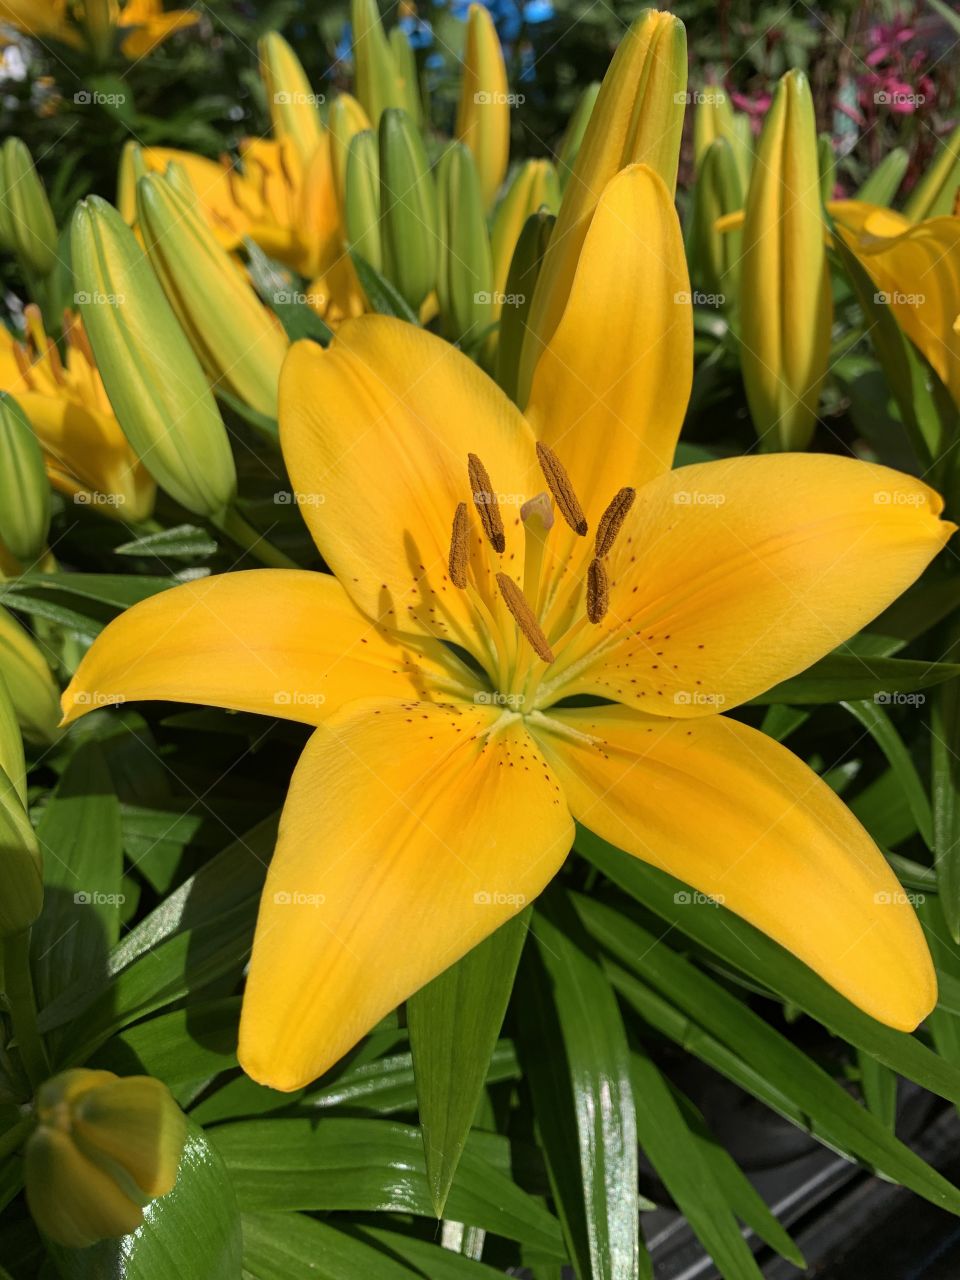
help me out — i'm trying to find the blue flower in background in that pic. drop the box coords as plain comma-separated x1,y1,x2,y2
523,0,553,23
333,22,353,71
398,13,434,48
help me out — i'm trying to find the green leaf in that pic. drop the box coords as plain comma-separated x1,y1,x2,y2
841,699,933,849
932,633,960,939
115,525,218,561
919,895,960,1065
350,252,421,325
574,889,960,1214
358,1225,512,1278
408,910,528,1214
753,655,960,704
0,573,175,639
46,1121,241,1280
32,743,123,1017
579,831,960,1107
210,1118,566,1257
857,1049,897,1130
846,576,960,658
244,237,334,346
515,890,641,1280
628,1044,767,1279
242,1213,418,1279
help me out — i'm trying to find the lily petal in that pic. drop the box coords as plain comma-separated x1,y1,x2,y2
525,165,693,520
61,570,468,728
280,318,537,664
541,455,954,714
533,704,935,1031
239,698,573,1089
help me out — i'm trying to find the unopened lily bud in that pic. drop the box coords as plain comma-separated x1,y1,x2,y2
345,130,382,272
258,32,323,165
905,124,960,221
496,208,554,403
685,137,743,302
740,70,831,450
79,0,116,64
379,109,438,311
116,140,146,224
137,173,288,420
2,138,58,278
818,132,836,204
437,143,494,346
0,673,25,806
556,82,599,190
518,10,687,402
491,159,560,299
352,0,405,125
71,197,237,517
328,94,373,218
0,605,60,745
692,87,751,192
456,4,510,209
855,147,908,206
0,755,41,935
0,393,50,563
25,1070,187,1248
390,27,422,127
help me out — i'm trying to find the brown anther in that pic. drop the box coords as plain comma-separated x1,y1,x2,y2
586,558,609,624
536,442,588,536
595,487,636,558
468,452,506,553
449,501,469,588
496,572,554,663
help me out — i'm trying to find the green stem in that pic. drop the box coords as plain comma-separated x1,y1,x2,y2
0,1114,33,1161
213,505,300,570
2,932,48,1090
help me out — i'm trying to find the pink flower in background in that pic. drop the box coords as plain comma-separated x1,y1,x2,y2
730,89,773,133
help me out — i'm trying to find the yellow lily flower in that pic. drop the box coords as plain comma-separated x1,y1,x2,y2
0,307,154,521
61,166,952,1091
0,0,198,59
832,201,960,410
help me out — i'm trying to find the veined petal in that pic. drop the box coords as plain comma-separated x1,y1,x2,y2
534,704,935,1030
525,165,693,517
280,318,538,664
540,455,953,714
239,698,573,1089
61,570,469,728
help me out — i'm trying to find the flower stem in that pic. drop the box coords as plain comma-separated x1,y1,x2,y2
2,932,48,1090
212,505,300,570
0,1114,33,1161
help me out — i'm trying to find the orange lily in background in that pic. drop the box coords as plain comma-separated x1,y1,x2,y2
0,0,198,59
61,165,953,1090
0,306,154,520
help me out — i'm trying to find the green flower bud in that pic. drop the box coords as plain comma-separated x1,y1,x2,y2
137,173,288,420
25,1070,188,1248
389,27,422,127
437,143,494,346
685,136,743,303
855,147,908,206
0,671,26,806
0,393,51,564
818,132,836,205
351,0,405,126
2,138,58,278
496,208,554,404
0,605,60,745
0,755,41,935
905,123,960,221
556,82,599,191
71,196,237,517
328,93,373,219
379,109,438,311
345,130,383,272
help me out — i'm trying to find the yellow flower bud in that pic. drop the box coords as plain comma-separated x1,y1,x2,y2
116,140,146,225
0,605,60,745
556,82,599,191
137,172,288,420
456,4,510,210
2,138,58,278
25,1070,187,1248
491,159,560,299
390,26,423,127
518,10,687,402
71,197,237,517
905,124,960,221
0,393,50,564
328,93,373,219
258,32,323,166
352,0,406,126
740,69,831,450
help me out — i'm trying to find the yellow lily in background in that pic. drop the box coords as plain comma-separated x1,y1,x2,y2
0,0,198,59
456,4,510,210
61,164,952,1091
0,307,154,520
832,202,960,410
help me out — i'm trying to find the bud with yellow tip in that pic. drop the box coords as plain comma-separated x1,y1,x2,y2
25,1070,187,1248
258,31,323,166
328,93,373,218
116,140,146,224
740,69,831,450
0,605,60,745
345,130,383,272
518,9,687,403
0,393,51,564
456,4,510,210
71,197,237,517
556,82,599,190
352,0,406,125
390,26,423,126
1,138,58,279
136,172,288,420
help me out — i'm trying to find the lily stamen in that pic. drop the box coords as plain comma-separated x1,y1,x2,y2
595,486,636,557
536,441,588,536
448,501,469,589
495,572,555,663
586,558,609,624
468,452,506,553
